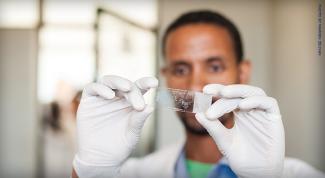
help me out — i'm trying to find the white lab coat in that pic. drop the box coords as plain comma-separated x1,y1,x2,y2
118,141,325,178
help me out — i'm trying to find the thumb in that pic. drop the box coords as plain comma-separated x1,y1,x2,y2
195,112,232,155
125,105,154,150
128,105,154,136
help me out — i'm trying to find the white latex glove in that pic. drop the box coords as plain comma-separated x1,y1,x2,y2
195,84,285,178
73,75,158,178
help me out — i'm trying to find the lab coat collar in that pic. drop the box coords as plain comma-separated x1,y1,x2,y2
173,144,233,178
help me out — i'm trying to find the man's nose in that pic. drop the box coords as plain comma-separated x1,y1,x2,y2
189,69,206,92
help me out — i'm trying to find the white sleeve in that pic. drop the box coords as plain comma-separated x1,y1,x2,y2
282,157,325,178
114,143,183,178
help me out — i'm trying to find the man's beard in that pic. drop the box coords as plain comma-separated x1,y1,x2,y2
177,112,209,135
178,112,233,136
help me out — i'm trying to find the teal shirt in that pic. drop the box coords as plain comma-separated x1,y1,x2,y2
175,150,237,178
186,159,214,178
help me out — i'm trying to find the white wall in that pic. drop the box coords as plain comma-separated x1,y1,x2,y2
157,0,324,171
272,0,324,171
0,29,38,177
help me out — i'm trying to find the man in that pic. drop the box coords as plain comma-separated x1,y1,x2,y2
72,10,324,178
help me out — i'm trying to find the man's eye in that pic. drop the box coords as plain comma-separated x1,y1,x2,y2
208,64,224,73
172,65,190,76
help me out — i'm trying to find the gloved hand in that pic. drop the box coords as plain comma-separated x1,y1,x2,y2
195,84,285,178
73,75,158,178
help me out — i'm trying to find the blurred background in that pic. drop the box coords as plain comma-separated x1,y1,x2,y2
0,0,324,177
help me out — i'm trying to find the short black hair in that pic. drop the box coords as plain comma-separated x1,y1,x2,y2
162,10,244,63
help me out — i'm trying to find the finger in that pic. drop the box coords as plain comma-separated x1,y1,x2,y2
135,77,159,94
203,84,225,96
195,112,231,154
196,112,227,135
83,83,115,99
99,75,145,111
206,98,241,120
220,84,266,99
99,75,132,92
125,105,154,148
128,105,154,133
125,84,146,111
239,96,280,114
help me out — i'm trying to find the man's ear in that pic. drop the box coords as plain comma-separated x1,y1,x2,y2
160,67,167,77
239,60,251,84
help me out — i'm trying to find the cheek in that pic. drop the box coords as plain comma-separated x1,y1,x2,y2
166,75,190,89
206,67,239,85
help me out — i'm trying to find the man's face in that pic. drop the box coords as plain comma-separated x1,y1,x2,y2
163,23,250,134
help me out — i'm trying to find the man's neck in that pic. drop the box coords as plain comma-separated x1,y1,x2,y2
184,131,222,164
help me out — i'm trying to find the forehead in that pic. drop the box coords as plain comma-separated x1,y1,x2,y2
165,23,236,62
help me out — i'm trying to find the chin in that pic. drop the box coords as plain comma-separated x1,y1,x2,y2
178,112,209,135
